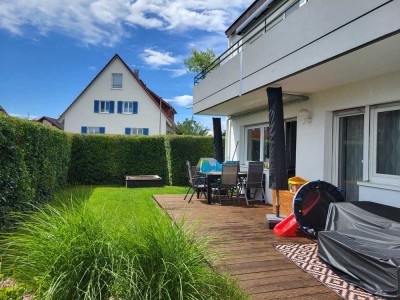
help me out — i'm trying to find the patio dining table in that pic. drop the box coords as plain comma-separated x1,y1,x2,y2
201,171,248,204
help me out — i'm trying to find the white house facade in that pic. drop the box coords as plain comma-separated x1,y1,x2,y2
59,54,177,136
192,0,400,206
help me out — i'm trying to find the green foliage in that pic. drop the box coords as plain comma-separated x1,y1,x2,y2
176,117,210,136
68,135,169,185
0,187,249,300
184,49,217,74
0,275,27,300
0,114,219,228
0,114,70,230
168,136,223,186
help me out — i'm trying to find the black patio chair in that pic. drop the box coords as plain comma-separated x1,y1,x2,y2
184,161,207,203
241,161,265,205
212,162,239,204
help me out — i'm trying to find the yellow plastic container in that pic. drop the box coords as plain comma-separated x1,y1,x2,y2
288,176,309,192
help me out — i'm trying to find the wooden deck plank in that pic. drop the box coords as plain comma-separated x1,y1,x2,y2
154,195,341,300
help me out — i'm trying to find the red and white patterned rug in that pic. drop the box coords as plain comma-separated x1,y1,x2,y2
275,243,384,300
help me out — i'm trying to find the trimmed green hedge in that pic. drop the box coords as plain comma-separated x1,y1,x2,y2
168,136,222,186
0,114,71,229
68,135,169,185
0,114,220,228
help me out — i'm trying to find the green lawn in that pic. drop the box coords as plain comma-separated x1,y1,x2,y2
0,186,249,300
88,186,187,226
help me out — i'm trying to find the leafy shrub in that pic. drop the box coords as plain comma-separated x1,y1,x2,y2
68,135,169,185
0,190,248,300
168,136,223,186
0,115,70,230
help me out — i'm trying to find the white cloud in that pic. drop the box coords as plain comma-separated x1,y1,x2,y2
162,67,187,77
165,95,193,107
142,48,178,67
0,0,253,46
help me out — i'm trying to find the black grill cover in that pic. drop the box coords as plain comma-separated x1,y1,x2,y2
318,201,400,299
267,87,288,190
293,181,344,238
212,117,223,164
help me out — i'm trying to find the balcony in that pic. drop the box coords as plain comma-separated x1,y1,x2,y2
193,0,400,116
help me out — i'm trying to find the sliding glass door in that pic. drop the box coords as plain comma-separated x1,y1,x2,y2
334,112,364,201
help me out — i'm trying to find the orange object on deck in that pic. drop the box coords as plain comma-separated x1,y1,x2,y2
273,213,299,237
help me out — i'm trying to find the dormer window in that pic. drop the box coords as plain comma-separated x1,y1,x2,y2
112,73,123,89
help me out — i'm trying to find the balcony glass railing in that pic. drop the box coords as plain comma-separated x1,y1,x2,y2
194,0,307,84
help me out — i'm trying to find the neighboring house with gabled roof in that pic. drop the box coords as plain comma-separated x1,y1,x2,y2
36,116,63,130
59,54,177,135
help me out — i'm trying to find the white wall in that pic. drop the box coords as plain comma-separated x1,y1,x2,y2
62,58,168,135
228,70,400,206
194,0,400,113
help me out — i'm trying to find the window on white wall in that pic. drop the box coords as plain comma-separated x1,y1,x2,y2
371,104,400,184
245,124,270,162
117,101,138,114
100,101,110,113
112,73,123,88
123,101,134,114
88,127,101,134
81,126,105,134
246,127,261,161
125,128,149,135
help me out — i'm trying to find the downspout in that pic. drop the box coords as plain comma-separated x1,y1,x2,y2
159,99,162,134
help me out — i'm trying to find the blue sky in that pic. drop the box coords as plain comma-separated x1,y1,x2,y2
0,0,252,130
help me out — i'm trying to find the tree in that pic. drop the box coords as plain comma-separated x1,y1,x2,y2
176,117,209,136
183,49,217,74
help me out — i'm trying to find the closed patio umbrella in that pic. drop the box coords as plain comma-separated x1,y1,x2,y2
213,117,224,164
267,87,288,221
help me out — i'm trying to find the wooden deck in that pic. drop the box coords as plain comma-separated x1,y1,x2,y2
154,195,341,300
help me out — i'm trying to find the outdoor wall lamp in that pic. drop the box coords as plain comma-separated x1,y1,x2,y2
298,108,312,124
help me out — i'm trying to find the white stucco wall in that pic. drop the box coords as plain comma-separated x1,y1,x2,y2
61,58,168,135
194,0,400,113
228,70,400,206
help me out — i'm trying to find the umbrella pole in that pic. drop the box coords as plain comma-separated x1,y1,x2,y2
275,189,280,218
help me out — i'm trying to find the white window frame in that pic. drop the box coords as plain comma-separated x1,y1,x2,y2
88,127,101,134
130,128,144,135
369,103,400,185
123,101,134,114
244,123,270,163
112,73,123,89
331,108,366,187
99,100,110,113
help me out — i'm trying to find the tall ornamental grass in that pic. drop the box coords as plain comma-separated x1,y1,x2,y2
0,188,248,300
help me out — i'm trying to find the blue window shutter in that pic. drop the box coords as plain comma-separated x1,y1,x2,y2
81,126,87,134
125,128,131,135
133,101,138,114
117,101,123,114
109,101,115,113
143,128,149,135
99,127,105,134
94,100,99,113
